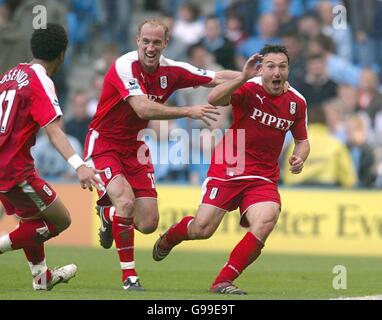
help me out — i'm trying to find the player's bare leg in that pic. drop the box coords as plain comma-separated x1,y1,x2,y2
96,197,159,248
0,202,5,221
246,202,280,241
152,205,225,261
0,197,77,290
134,198,159,234
39,197,71,233
107,175,143,290
30,198,77,290
211,202,280,295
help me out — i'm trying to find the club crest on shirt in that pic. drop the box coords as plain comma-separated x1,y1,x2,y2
209,187,218,200
290,102,297,115
160,76,168,89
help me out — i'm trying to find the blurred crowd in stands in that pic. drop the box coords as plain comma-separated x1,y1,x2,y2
1,0,382,189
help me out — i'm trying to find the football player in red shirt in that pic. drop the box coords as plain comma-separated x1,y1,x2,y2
84,19,241,290
0,24,103,290
153,45,310,295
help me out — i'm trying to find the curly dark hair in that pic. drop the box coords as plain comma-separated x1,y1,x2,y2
260,45,290,64
30,23,68,61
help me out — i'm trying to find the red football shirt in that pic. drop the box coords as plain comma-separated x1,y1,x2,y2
208,77,308,183
87,51,215,145
0,64,62,191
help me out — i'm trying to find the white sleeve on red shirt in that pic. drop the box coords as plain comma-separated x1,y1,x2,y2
114,52,146,100
29,64,63,128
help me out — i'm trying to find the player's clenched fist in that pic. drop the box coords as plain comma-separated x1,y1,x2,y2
289,155,304,174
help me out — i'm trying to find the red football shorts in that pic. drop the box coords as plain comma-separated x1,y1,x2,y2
84,131,157,206
0,172,57,219
201,178,281,227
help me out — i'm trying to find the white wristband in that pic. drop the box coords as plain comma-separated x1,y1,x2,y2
68,154,85,170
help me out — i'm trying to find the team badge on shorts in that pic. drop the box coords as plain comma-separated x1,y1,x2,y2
43,184,53,197
160,76,168,89
290,102,297,115
209,187,218,200
105,167,112,180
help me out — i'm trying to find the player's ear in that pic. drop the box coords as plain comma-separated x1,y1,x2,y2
255,63,262,73
164,36,170,48
59,51,65,61
136,34,140,46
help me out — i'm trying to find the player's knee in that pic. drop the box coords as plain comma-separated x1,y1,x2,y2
62,214,72,230
137,219,158,234
122,199,135,212
55,213,71,233
253,219,277,240
190,222,214,239
262,220,276,235
116,198,135,216
201,228,215,239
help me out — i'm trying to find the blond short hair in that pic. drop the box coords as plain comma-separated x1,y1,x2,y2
138,19,169,40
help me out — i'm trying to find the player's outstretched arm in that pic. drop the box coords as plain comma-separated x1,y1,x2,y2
208,54,263,106
44,118,105,191
205,70,242,87
127,95,220,126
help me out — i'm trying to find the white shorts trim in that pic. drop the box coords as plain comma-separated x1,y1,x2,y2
84,129,99,161
97,173,124,200
199,176,274,206
203,175,273,184
198,203,228,213
14,194,59,220
240,201,281,228
199,177,212,205
241,201,281,216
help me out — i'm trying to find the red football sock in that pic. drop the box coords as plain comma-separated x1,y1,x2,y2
23,244,45,265
112,215,137,281
164,216,194,247
9,219,58,250
212,232,264,286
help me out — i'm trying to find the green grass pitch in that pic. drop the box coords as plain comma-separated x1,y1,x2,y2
0,246,381,300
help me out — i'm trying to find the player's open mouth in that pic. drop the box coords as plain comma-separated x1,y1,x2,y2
272,80,282,85
145,53,156,59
